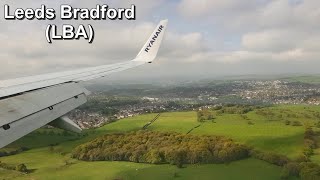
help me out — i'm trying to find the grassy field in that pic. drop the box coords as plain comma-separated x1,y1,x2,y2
281,75,320,84
102,107,310,158
1,105,320,179
0,150,294,180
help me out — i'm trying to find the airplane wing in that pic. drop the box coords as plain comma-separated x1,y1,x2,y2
0,19,168,148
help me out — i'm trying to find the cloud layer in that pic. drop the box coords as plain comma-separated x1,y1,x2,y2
0,0,320,81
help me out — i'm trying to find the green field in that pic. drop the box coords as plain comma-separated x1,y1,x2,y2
0,151,291,180
103,107,312,158
281,75,320,84
1,105,320,179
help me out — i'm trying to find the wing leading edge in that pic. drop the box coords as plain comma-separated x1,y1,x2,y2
0,19,168,148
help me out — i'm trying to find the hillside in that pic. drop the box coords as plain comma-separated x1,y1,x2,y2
2,105,320,179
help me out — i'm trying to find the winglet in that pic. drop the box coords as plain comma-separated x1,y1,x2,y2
133,19,168,63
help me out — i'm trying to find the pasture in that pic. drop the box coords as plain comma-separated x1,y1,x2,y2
1,105,320,179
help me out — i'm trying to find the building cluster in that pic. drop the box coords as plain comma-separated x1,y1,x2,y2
238,80,320,105
69,80,320,128
68,98,194,129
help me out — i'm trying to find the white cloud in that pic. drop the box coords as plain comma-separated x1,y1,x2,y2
176,0,320,64
1,0,320,80
177,0,254,17
241,29,301,52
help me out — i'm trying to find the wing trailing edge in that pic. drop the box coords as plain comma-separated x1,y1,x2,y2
49,116,82,133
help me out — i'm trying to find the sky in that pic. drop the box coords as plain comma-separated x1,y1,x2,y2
1,0,320,82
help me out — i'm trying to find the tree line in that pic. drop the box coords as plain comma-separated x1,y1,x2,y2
251,127,320,180
0,147,29,157
197,109,214,122
71,129,320,179
0,161,28,173
71,131,250,167
215,104,257,115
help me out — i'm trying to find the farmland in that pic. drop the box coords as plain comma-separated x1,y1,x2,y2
1,105,320,179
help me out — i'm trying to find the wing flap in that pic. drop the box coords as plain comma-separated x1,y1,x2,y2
0,83,89,127
0,93,87,148
49,116,82,133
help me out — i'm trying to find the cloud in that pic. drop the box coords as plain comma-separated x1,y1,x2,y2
176,0,320,62
0,1,205,79
241,29,301,52
177,0,254,17
259,0,320,29
1,0,320,81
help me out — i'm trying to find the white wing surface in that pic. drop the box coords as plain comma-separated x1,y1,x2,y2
0,19,168,148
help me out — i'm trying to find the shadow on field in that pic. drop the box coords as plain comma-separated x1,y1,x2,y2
245,132,304,157
5,134,80,150
112,158,292,180
27,169,37,173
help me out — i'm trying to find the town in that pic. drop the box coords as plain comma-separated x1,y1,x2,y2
69,77,320,129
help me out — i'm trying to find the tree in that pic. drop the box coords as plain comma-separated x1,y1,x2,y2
295,154,309,163
173,149,186,168
299,163,320,180
199,116,205,122
283,162,300,177
284,120,291,125
304,127,314,140
303,147,314,157
280,168,290,180
208,115,214,120
49,145,54,152
16,164,28,173
291,121,302,126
